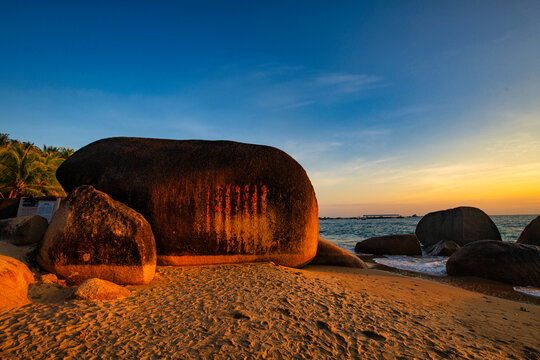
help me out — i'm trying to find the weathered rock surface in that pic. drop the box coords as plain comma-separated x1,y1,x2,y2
40,273,58,284
56,137,319,268
446,240,540,286
37,185,156,285
74,278,131,300
416,207,501,248
355,234,422,255
310,237,367,268
0,254,35,309
517,215,540,246
0,215,49,246
424,240,460,257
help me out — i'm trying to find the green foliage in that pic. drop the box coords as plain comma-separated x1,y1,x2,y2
0,133,74,198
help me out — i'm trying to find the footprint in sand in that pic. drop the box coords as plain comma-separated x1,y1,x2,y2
361,330,386,342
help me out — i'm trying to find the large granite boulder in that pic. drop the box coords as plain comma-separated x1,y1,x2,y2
424,240,460,257
0,215,49,246
416,207,501,248
74,278,131,300
37,185,156,285
55,137,319,268
310,237,366,268
446,240,540,286
355,234,422,255
0,254,35,309
517,215,540,246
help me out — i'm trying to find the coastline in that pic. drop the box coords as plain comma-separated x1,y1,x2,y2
1,263,539,359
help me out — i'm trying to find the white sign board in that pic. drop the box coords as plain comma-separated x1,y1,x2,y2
17,198,62,223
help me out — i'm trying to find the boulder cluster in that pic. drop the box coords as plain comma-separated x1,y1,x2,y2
1,137,330,309
354,207,540,287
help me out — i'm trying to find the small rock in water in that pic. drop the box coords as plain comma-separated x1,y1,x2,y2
424,240,460,257
355,234,422,256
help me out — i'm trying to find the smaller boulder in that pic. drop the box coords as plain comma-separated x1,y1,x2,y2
446,240,540,286
517,215,540,246
74,278,131,300
0,215,48,246
37,185,157,285
310,237,367,268
40,273,58,284
0,254,35,309
424,241,460,257
355,234,422,256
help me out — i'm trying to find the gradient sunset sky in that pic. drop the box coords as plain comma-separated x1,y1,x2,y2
1,1,539,216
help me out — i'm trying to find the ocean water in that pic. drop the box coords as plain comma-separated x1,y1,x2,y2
319,214,540,297
319,214,537,254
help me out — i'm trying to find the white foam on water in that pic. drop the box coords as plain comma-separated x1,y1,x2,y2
513,286,540,298
373,255,448,276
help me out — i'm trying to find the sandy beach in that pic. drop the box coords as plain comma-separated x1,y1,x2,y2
1,262,539,359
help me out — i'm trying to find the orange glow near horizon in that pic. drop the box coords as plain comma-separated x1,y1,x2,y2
313,128,540,217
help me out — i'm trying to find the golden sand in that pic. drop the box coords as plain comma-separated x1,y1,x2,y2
1,263,539,359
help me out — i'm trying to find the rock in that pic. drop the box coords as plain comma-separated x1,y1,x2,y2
40,273,58,284
415,207,501,248
0,198,20,220
355,234,422,255
424,240,460,257
0,241,35,266
37,185,156,285
0,254,35,309
74,278,131,300
0,215,49,246
310,237,367,268
446,240,540,286
55,137,319,268
517,215,540,246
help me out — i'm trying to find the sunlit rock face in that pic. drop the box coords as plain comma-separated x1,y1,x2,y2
0,255,34,309
416,206,501,247
517,215,540,246
56,137,319,268
38,185,156,285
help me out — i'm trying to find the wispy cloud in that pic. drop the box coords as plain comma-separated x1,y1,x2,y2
382,104,436,118
230,65,385,110
314,73,382,94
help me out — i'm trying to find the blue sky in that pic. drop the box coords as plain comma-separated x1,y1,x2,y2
1,1,539,215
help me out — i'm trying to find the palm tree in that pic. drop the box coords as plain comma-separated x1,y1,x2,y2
0,142,65,198
58,147,75,159
42,145,60,154
0,133,10,147
38,150,66,196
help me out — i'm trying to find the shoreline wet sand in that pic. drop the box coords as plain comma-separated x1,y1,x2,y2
1,263,539,359
360,258,540,306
